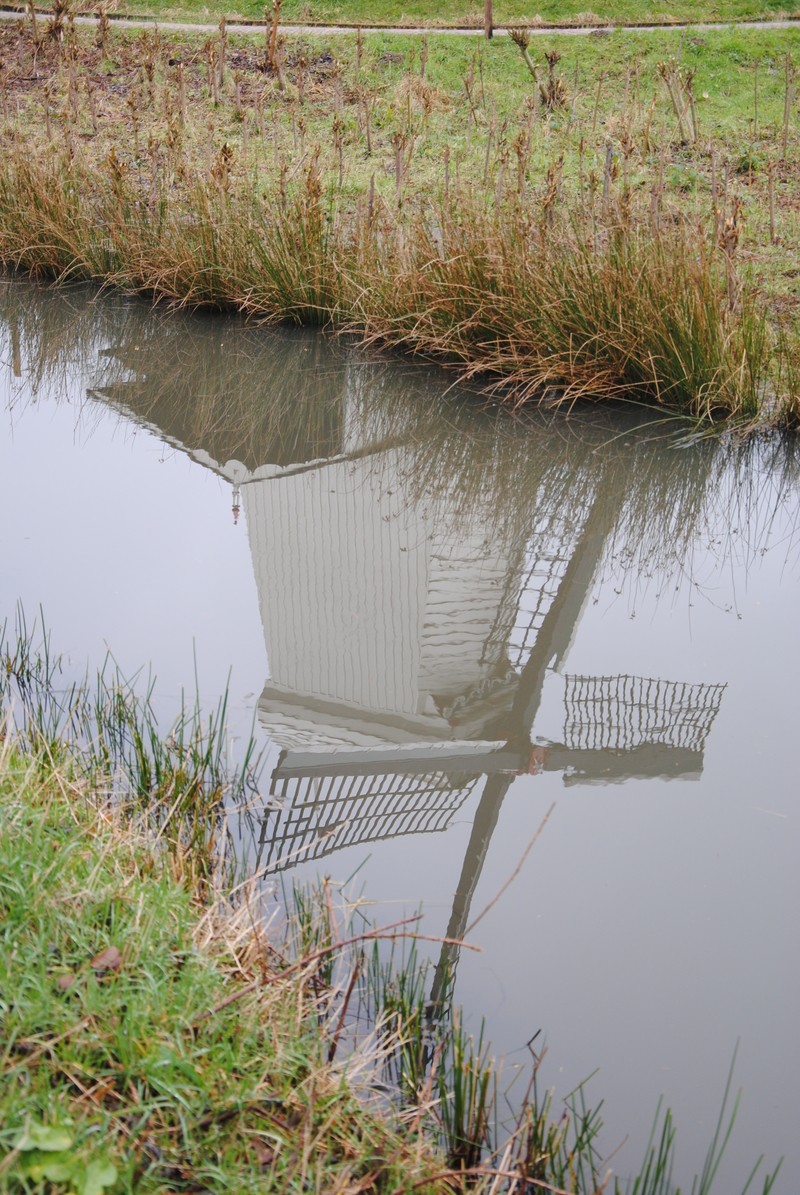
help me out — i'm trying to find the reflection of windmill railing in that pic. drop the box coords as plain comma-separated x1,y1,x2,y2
482,486,596,675
256,745,490,873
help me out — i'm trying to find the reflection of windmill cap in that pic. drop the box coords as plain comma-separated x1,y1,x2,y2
225,461,250,486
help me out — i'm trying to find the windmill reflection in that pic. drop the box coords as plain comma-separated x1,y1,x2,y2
75,307,728,989
247,419,724,875
242,436,724,1000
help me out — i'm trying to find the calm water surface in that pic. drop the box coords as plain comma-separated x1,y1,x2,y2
1,277,798,1191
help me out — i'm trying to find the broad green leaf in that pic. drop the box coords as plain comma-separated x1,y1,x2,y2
79,1159,118,1195
21,1153,74,1181
15,1123,74,1152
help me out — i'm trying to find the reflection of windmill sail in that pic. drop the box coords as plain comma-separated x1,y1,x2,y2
536,673,728,786
483,496,596,677
257,746,488,872
562,674,726,753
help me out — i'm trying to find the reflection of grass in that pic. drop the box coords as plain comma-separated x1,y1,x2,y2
1,23,800,422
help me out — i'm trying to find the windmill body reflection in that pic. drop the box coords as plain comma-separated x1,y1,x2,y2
89,322,725,974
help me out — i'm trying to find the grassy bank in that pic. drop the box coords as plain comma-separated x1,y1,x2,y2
0,615,474,1193
0,618,785,1193
1,17,800,424
0,745,468,1192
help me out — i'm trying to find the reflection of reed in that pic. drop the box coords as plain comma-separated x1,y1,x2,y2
0,280,137,399
97,322,351,473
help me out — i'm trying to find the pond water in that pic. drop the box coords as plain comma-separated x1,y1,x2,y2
1,276,798,1192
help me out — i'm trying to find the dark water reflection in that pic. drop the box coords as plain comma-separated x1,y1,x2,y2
1,277,799,1190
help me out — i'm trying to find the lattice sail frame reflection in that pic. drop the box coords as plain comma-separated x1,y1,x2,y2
258,747,485,873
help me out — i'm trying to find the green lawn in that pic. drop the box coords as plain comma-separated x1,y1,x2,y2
97,0,800,29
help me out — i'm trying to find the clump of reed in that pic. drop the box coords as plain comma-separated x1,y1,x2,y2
0,139,781,425
0,17,797,425
0,607,263,892
356,931,782,1193
356,200,775,422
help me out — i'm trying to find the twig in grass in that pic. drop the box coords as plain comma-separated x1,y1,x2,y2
391,1165,579,1195
26,0,38,43
3,1017,91,1077
265,0,282,74
541,50,568,111
463,58,479,127
657,58,696,144
217,15,226,89
327,955,363,1063
768,161,777,244
509,28,539,87
602,140,614,211
591,70,606,134
95,3,110,53
753,57,759,139
483,117,495,186
719,196,743,314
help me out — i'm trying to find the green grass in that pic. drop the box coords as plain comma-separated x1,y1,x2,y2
25,0,800,31
0,747,459,1193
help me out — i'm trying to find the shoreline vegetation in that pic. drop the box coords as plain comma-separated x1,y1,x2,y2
0,12,799,425
0,616,784,1193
